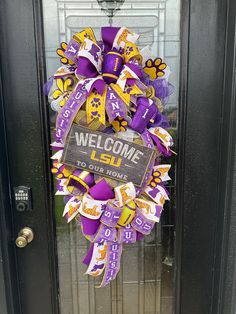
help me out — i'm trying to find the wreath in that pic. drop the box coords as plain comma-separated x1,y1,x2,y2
44,27,174,287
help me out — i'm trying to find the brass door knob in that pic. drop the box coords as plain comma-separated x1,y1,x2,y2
15,227,34,248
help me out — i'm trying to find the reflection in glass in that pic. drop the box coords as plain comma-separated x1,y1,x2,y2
97,0,125,18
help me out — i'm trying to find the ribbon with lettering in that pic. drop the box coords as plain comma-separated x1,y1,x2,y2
106,85,127,122
56,81,87,143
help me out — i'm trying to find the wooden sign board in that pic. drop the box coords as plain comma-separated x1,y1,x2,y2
62,124,156,187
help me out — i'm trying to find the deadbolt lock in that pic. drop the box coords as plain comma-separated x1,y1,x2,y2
15,227,34,248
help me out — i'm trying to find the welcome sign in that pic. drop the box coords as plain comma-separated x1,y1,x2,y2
62,124,156,186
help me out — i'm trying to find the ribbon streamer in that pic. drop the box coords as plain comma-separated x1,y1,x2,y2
86,86,107,124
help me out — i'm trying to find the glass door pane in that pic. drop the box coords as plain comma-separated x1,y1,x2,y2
42,0,180,313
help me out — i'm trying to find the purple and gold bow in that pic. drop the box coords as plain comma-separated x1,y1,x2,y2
44,26,174,143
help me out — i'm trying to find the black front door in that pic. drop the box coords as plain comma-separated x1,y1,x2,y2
0,0,232,313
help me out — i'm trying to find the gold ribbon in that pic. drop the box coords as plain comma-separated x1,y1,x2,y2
86,86,107,125
124,42,142,64
66,171,91,194
111,83,143,107
73,27,97,44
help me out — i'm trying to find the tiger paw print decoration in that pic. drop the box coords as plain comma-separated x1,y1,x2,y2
144,58,167,80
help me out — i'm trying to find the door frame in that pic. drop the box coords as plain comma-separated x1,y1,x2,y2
0,0,235,313
0,0,59,313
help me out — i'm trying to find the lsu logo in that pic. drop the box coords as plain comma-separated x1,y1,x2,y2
90,150,122,167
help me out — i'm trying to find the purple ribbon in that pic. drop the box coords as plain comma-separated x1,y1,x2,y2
129,97,158,133
101,27,120,53
106,86,127,122
100,242,122,287
88,78,106,95
148,132,172,157
148,111,170,129
150,78,174,104
136,130,156,194
131,209,155,235
92,224,117,243
83,243,94,266
89,179,115,200
43,77,53,96
56,83,87,143
64,38,80,64
75,57,98,78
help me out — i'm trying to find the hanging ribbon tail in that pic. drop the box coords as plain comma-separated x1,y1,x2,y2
86,86,107,125
91,224,117,243
106,86,128,122
56,82,87,143
83,243,95,266
85,241,108,277
100,203,122,227
110,83,131,106
99,242,122,287
73,109,108,132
